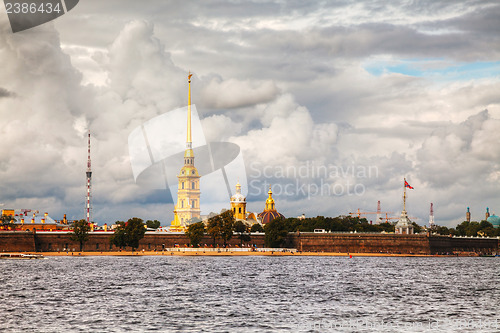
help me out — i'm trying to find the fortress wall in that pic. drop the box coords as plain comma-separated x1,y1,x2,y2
287,233,432,254
0,232,36,252
0,232,497,254
28,232,266,252
428,236,499,255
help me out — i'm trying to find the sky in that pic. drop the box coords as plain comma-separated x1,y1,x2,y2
0,0,500,227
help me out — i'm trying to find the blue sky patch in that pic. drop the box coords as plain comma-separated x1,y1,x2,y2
364,59,500,81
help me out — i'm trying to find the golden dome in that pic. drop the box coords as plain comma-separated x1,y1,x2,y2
258,185,284,224
258,210,285,225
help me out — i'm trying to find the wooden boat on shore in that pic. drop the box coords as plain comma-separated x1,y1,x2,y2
0,253,45,259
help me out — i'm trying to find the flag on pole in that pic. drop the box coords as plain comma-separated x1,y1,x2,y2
404,180,414,189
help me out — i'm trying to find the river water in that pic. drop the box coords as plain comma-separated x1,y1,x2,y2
0,256,498,332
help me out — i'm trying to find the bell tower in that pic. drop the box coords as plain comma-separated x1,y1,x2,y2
171,73,201,230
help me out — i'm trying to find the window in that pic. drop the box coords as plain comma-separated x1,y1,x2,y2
192,170,195,174
192,200,196,208
192,182,195,189
182,182,184,189
96,243,100,250
181,200,184,208
239,208,242,214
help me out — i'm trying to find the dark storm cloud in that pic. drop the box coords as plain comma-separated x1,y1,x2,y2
0,87,15,98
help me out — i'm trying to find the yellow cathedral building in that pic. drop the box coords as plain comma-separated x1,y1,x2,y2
169,74,284,232
170,73,201,232
230,181,247,220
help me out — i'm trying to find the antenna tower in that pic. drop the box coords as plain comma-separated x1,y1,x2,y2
429,203,434,227
86,131,92,223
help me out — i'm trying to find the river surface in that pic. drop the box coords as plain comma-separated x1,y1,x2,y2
0,256,499,332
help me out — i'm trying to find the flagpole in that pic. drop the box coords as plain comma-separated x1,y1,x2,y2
403,178,407,212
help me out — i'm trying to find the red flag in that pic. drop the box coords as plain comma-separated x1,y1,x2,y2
404,180,414,189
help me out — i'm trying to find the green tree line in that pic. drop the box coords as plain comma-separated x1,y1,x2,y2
433,220,500,237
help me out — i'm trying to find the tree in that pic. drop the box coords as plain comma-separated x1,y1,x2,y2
110,217,146,251
264,218,288,248
219,210,235,246
207,214,222,246
456,221,482,237
146,220,161,229
234,221,251,246
435,225,451,235
207,210,235,246
70,219,91,251
412,222,422,234
0,214,16,230
250,224,264,233
186,222,205,247
186,217,202,224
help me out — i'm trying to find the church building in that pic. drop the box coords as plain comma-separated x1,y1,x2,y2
170,73,201,232
257,185,285,224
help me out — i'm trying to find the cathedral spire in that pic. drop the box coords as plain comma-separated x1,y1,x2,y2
187,72,193,149
171,73,201,231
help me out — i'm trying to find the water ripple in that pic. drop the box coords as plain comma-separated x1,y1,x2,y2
0,256,499,332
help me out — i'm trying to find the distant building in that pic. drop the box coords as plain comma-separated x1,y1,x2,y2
228,182,259,227
230,181,246,220
487,214,500,228
0,209,69,231
395,210,414,235
170,74,201,232
395,179,414,235
257,186,285,224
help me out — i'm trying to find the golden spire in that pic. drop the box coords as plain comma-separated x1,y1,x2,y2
265,185,275,211
187,72,193,149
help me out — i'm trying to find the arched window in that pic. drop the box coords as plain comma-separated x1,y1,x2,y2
181,182,184,189
239,207,241,214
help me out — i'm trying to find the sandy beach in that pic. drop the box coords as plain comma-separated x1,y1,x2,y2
12,251,440,257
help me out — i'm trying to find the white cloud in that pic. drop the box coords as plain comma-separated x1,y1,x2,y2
1,1,499,228
201,77,279,109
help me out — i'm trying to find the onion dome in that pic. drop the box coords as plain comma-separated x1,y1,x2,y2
487,214,500,228
257,185,284,224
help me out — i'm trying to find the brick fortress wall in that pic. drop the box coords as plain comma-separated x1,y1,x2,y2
0,232,497,255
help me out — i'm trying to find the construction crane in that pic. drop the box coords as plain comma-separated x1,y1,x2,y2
348,201,392,224
384,212,418,223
